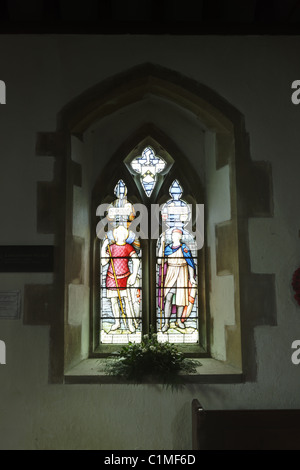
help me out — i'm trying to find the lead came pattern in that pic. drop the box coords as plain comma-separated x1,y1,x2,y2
100,181,142,344
99,179,198,345
130,146,166,197
156,180,198,344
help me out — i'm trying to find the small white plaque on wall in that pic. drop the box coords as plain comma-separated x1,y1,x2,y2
0,291,21,319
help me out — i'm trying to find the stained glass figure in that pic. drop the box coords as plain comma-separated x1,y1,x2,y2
157,181,198,344
130,146,166,197
100,182,142,344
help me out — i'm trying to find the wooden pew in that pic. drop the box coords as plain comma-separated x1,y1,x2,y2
192,399,300,450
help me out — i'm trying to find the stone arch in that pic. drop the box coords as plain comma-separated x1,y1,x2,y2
28,63,275,383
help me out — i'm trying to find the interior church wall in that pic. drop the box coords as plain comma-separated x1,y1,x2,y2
204,131,234,361
0,34,300,450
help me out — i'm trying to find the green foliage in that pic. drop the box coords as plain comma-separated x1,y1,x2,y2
105,328,201,388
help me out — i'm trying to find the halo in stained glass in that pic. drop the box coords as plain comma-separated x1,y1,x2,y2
130,146,166,197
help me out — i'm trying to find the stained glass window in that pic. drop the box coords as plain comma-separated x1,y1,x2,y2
99,176,198,346
100,180,142,344
130,146,166,197
156,180,198,344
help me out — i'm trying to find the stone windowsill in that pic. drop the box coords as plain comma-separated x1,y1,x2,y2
64,358,243,384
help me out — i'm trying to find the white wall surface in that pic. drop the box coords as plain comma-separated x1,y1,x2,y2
0,35,300,449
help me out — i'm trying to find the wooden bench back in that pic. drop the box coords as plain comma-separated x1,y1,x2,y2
192,399,300,450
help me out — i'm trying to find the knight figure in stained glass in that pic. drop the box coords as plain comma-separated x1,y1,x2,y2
100,181,142,344
101,226,140,333
157,180,198,344
158,229,196,333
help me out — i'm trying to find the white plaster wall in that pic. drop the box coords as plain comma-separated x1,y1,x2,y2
204,131,235,361
0,35,300,450
69,136,91,358
89,95,206,188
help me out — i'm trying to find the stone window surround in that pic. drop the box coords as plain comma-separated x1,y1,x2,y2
24,63,276,384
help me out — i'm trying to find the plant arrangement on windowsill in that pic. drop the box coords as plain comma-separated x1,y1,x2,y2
105,327,201,389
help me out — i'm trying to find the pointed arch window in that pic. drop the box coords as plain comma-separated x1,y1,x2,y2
97,147,202,350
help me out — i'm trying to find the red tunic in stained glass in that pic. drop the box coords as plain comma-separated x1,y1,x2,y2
106,243,135,290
